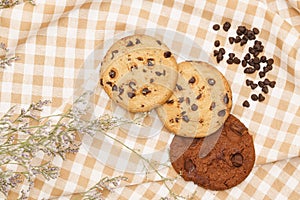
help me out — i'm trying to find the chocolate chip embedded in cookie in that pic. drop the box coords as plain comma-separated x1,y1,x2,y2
169,114,255,191
156,61,232,138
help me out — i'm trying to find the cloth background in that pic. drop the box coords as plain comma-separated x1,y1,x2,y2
0,0,299,199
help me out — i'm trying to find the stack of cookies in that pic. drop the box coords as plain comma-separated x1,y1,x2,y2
99,34,255,191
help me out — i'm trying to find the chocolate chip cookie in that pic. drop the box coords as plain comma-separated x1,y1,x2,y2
100,35,178,113
169,114,255,190
156,61,232,138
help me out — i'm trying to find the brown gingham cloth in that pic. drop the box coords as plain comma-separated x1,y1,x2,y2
0,0,299,199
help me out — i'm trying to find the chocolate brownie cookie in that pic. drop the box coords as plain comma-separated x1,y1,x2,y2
156,61,232,138
169,114,255,190
100,35,178,113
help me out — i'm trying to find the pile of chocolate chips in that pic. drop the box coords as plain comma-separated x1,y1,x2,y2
212,22,276,108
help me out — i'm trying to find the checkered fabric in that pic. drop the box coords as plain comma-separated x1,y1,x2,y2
0,0,299,199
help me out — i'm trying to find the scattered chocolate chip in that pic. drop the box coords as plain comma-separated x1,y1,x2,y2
218,109,226,117
231,153,243,167
166,99,174,104
259,71,265,78
260,56,267,62
253,57,260,64
229,53,235,59
111,50,118,59
262,86,269,94
238,26,246,34
224,93,229,104
235,36,241,43
244,53,251,61
156,40,162,45
188,76,196,84
254,63,260,70
226,59,233,64
214,40,220,47
258,81,264,88
208,78,216,86
164,51,172,58
135,39,141,44
242,60,247,67
109,70,116,78
106,81,113,87
253,27,260,35
258,93,265,102
243,100,250,107
263,78,271,85
216,54,223,63
246,79,253,86
240,39,247,46
184,159,196,173
155,71,162,76
251,94,258,101
229,37,235,44
250,83,258,89
100,78,103,86
236,29,243,36
244,67,255,74
223,21,231,31
182,115,190,122
219,48,226,55
213,50,219,56
269,81,276,88
233,57,241,64
191,104,198,111
267,58,274,66
213,24,220,31
126,40,134,47
127,92,136,98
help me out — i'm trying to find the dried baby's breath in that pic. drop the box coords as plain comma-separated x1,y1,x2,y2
0,0,35,9
0,42,19,68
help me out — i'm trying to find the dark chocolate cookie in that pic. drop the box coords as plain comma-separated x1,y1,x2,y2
169,114,255,190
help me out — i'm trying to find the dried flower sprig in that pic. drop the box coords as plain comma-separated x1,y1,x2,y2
0,0,35,9
0,42,19,68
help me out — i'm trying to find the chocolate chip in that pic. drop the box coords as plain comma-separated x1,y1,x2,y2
166,99,174,104
147,58,155,66
251,94,258,101
231,153,243,167
210,102,216,110
224,93,229,104
246,79,253,86
136,57,143,61
229,37,235,44
218,109,226,117
214,40,220,47
191,104,198,111
216,54,223,63
119,87,124,95
269,81,276,88
184,159,196,173
176,84,183,91
263,78,271,85
135,39,141,44
155,71,162,76
188,76,196,84
186,97,191,105
242,100,250,107
219,48,226,55
112,85,118,91
223,21,231,31
267,58,274,66
208,78,216,86
253,27,260,35
142,88,151,95
254,63,260,70
260,56,267,62
228,53,235,59
244,53,251,60
250,83,258,89
196,93,202,100
233,57,241,64
253,57,260,64
213,24,220,31
106,81,113,87
262,86,269,94
150,78,154,83
111,50,118,59
156,40,162,45
127,92,136,98
240,39,247,46
109,70,116,78
164,51,172,58
226,59,233,64
244,67,255,74
258,93,265,102
235,36,241,43
258,81,264,88
242,60,247,67
213,50,219,56
100,78,103,86
236,29,243,36
182,115,190,122
249,47,255,55
178,97,184,103
238,25,246,34
259,71,265,78
126,40,134,47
